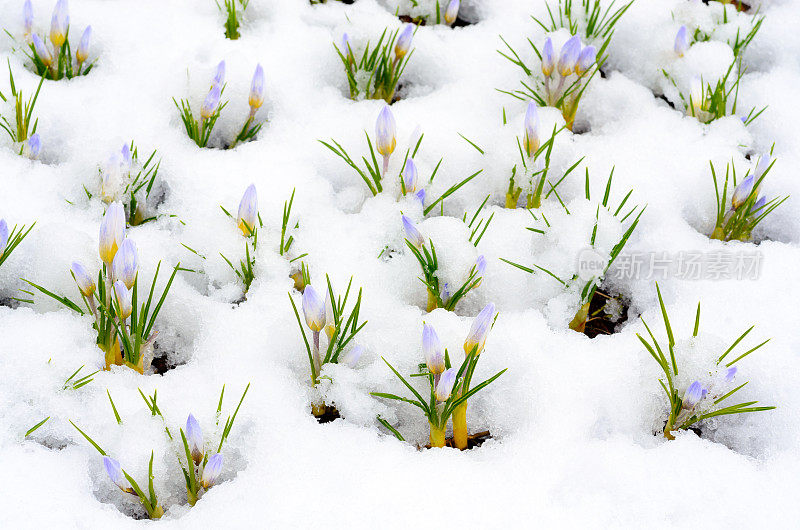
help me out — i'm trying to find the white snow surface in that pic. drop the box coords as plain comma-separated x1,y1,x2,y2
1,0,800,527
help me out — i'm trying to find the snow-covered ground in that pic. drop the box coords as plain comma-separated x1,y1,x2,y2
1,0,800,527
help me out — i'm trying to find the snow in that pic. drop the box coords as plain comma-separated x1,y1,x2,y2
1,0,800,527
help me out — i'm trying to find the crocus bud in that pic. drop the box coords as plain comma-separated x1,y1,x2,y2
236,184,258,236
575,45,596,76
401,214,424,248
541,37,555,77
435,368,457,401
415,188,426,206
302,285,327,332
103,456,134,493
689,76,703,115
375,106,396,157
754,154,772,177
113,280,132,319
682,381,704,409
212,60,226,88
23,0,33,36
24,133,41,159
201,84,222,120
674,26,689,57
557,36,581,77
341,33,354,63
186,414,204,465
324,288,336,340
422,323,445,374
523,102,540,158
120,143,132,171
475,255,487,277
731,174,754,210
444,0,459,25
101,155,123,203
464,302,495,355
201,453,223,489
71,261,95,297
752,195,766,212
402,158,419,193
76,26,91,64
340,345,363,368
725,366,737,382
49,0,69,48
112,238,138,289
32,34,52,66
249,64,265,111
395,24,414,59
0,219,8,257
99,202,126,264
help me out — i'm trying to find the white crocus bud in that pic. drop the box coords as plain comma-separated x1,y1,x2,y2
302,285,327,332
113,280,132,320
112,238,138,289
236,184,258,236
422,323,445,374
463,303,495,355
71,261,96,297
401,215,425,248
98,202,126,264
435,368,457,401
186,414,204,466
201,453,224,489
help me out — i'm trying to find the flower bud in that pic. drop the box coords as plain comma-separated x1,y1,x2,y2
71,261,96,297
754,154,772,178
575,45,596,76
0,219,8,258
402,158,419,193
731,174,754,210
340,345,363,368
112,238,138,289
76,26,91,64
186,414,204,465
212,60,226,88
395,24,414,59
523,102,540,158
375,106,396,157
752,195,766,212
23,0,33,36
464,303,495,355
401,214,425,248
541,37,555,77
120,143,132,172
100,154,123,203
341,33,354,63
689,76,704,115
324,288,336,340
49,0,69,48
415,188,426,206
674,25,689,57
444,0,459,25
24,133,41,159
201,453,223,489
236,184,258,236
422,323,445,374
249,64,265,111
201,84,222,120
32,34,52,66
113,280,132,320
99,202,126,264
302,285,327,332
475,255,487,277
682,381,704,409
725,366,737,382
557,36,581,77
435,368,457,401
103,456,134,493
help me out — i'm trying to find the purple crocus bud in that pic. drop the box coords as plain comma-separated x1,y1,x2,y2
444,0,460,25
464,303,495,355
401,214,425,248
200,84,222,120
674,25,689,57
541,37,555,77
49,0,69,48
0,219,8,257
23,0,33,35
422,323,445,374
340,345,363,368
249,64,265,111
98,202,126,264
434,368,457,401
731,174,755,210
725,366,737,382
556,36,581,77
375,106,396,157
186,414,204,465
475,255,487,277
103,456,134,493
76,26,91,64
302,285,327,332
113,280,132,320
415,188,426,206
212,60,226,88
402,158,419,193
71,261,96,297
111,238,138,289
575,45,596,76
32,34,52,66
523,102,540,158
395,24,414,59
201,453,224,489
682,381,704,409
236,184,258,236
24,133,41,159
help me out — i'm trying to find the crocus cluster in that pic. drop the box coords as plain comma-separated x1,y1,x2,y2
402,214,487,312
709,154,786,242
180,414,226,505
220,184,260,294
290,277,366,417
25,0,93,80
97,142,161,226
335,24,414,103
395,0,460,25
0,218,35,269
373,304,506,449
0,63,43,158
174,61,265,148
219,0,249,40
539,35,597,130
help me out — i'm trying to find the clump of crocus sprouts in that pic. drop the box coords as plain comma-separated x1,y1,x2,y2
96,141,162,226
402,214,486,312
334,24,414,103
530,0,633,49
23,0,94,80
0,62,44,158
0,217,35,269
638,284,774,440
218,0,249,40
395,0,460,26
373,304,506,449
709,151,787,242
289,276,366,417
23,202,180,372
677,63,765,125
174,61,266,148
219,184,261,294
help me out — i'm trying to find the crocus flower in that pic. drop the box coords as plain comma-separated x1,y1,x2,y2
99,202,126,264
375,106,396,157
464,303,495,355
402,158,419,193
682,381,704,409
236,184,258,236
113,280,132,320
444,0,459,25
340,345,363,368
689,76,704,116
541,37,555,77
475,255,487,277
249,64,265,111
415,189,426,206
212,60,226,88
32,34,52,66
523,102,540,158
557,36,581,77
112,238,138,289
103,456,133,493
341,33,354,64
24,133,41,159
76,26,91,64
395,24,414,59
49,0,69,48
435,368,457,401
186,414,204,465
200,84,222,120
754,154,772,177
71,261,96,297
401,215,425,248
201,453,223,489
752,195,767,212
120,143,132,171
0,219,8,257
100,155,122,203
422,323,445,374
725,366,738,382
674,25,689,57
731,175,755,210
23,0,33,36
323,288,336,340
302,285,327,332
575,45,596,76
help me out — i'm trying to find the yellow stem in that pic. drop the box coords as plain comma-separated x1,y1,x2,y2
426,290,439,312
429,422,446,448
452,402,468,450
311,403,326,417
